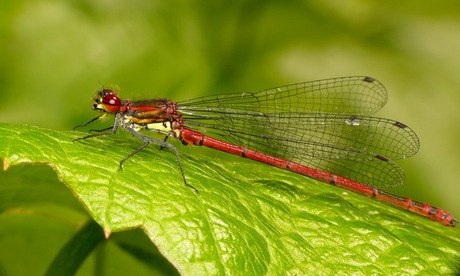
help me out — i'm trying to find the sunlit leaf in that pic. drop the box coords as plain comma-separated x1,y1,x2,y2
1,123,459,275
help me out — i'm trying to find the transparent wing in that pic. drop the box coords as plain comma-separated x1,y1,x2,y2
177,76,419,188
178,76,387,115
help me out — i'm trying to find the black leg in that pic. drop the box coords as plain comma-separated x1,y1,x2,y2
123,125,199,193
73,119,119,142
89,126,113,133
73,114,105,130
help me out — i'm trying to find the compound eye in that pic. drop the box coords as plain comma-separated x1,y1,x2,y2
101,94,121,112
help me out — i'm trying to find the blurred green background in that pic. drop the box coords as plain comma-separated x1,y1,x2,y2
1,0,459,222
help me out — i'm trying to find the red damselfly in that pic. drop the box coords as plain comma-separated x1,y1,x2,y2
74,76,457,226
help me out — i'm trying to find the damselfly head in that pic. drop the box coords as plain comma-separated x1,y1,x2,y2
93,88,122,113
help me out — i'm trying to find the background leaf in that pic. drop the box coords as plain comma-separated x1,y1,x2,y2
1,123,459,275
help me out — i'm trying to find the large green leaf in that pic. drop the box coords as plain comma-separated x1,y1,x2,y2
1,122,459,275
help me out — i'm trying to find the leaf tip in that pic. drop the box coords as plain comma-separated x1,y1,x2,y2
104,228,112,239
3,158,10,171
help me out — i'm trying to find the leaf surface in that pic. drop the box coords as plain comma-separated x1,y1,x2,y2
1,123,459,275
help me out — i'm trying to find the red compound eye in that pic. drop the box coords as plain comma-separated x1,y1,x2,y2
102,94,121,112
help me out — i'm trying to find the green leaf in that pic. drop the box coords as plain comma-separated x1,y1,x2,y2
1,122,459,275
44,219,105,276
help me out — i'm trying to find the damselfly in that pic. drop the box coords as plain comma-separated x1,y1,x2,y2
74,76,457,226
